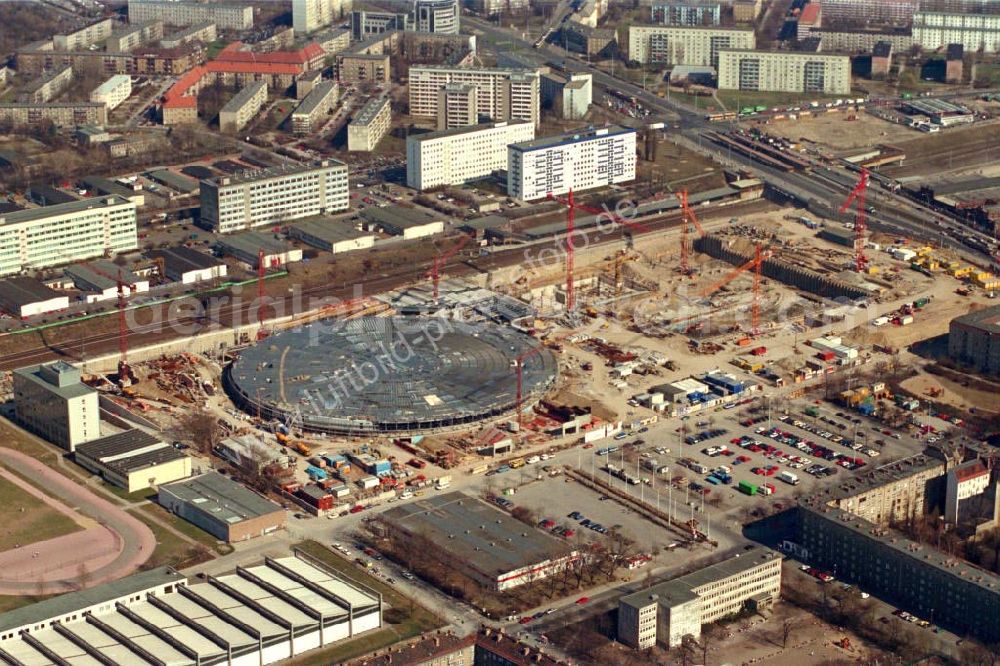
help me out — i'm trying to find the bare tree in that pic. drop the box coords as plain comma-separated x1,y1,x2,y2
781,617,798,648
176,408,223,456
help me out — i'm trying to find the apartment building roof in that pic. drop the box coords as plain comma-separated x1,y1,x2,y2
220,80,266,114
717,48,849,58
294,80,338,116
215,41,324,66
821,453,944,502
952,304,1000,334
352,96,390,125
408,119,532,143
0,195,130,227
510,124,634,152
630,23,754,32
203,159,345,187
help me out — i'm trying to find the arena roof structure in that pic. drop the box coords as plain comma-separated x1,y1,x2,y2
224,316,558,434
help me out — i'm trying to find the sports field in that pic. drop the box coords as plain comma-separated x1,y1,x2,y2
0,474,81,553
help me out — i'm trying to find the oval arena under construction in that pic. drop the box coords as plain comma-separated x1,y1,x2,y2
224,316,559,435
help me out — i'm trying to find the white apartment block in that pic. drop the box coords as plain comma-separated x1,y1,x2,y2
406,119,536,191
618,547,782,649
292,80,339,135
437,83,478,130
0,196,137,277
293,0,351,33
717,49,851,94
200,160,350,234
409,65,540,126
90,75,133,111
128,0,253,30
627,25,755,65
107,20,165,52
160,21,217,49
914,12,1000,51
54,18,114,50
507,125,636,201
13,361,100,452
219,80,267,134
347,95,392,151
415,0,461,34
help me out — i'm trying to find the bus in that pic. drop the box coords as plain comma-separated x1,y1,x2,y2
706,111,738,122
508,457,526,469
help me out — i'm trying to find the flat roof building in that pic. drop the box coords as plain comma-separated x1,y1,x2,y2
359,206,445,240
619,547,781,649
0,102,108,128
217,231,304,269
914,12,1000,51
158,471,286,542
81,176,145,207
717,49,851,94
18,66,73,104
652,1,722,26
200,160,350,233
13,362,99,451
107,20,165,52
508,125,637,201
379,492,578,590
347,95,392,152
406,119,536,191
288,216,376,253
540,72,593,120
53,18,113,50
627,25,755,66
437,82,479,130
127,0,254,31
64,260,149,303
949,305,1000,376
160,21,217,49
0,277,69,319
74,429,192,493
148,246,228,284
292,80,339,135
91,75,133,112
0,196,138,277
409,65,540,126
0,553,382,662
219,80,267,134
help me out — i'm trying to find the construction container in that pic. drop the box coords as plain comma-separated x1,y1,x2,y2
750,346,767,356
900,315,914,325
913,297,930,308
818,351,836,362
738,480,757,496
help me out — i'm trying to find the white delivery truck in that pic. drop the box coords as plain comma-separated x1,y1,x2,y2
778,471,799,485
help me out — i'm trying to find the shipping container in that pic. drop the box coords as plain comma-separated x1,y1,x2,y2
738,480,757,495
750,346,767,356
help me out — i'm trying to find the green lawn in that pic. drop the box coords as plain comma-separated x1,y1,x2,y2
974,63,1000,86
715,89,849,111
286,541,444,665
0,594,44,614
129,509,216,571
206,39,229,60
138,503,234,556
0,475,81,552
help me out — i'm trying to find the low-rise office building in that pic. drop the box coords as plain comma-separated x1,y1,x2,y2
18,65,74,104
148,246,228,284
128,0,254,31
106,19,164,52
347,95,392,151
219,80,267,134
217,231,304,268
717,49,851,93
160,21,217,48
949,305,1000,376
627,25,755,66
13,362,100,452
0,278,69,319
64,260,149,303
0,196,137,276
158,471,286,542
74,429,192,493
54,18,113,50
90,74,133,111
619,547,781,648
80,176,145,207
289,217,376,253
914,11,1000,51
409,65,540,126
359,207,445,240
351,10,411,39
406,119,536,191
200,160,349,233
508,125,637,201
292,80,339,134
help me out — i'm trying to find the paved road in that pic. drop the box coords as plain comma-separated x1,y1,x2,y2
0,449,155,595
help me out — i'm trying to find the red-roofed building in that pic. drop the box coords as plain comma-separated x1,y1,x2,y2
797,3,821,40
946,459,994,525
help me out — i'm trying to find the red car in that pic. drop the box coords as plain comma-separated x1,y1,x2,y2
349,504,364,514
562,529,575,538
576,596,590,604
519,617,533,624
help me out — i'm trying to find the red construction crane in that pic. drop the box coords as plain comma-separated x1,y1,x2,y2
839,167,870,273
427,231,475,301
700,244,768,336
86,263,136,385
547,191,650,313
678,189,707,277
257,248,269,341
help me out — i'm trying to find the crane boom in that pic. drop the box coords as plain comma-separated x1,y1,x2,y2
427,231,474,300
839,168,870,272
699,244,768,336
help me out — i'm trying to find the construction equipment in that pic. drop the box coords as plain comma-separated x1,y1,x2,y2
547,191,648,313
257,248,269,341
427,231,475,301
678,189,706,277
839,167,870,272
700,244,768,336
87,263,136,387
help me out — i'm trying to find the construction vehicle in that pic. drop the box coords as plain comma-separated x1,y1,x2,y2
292,441,312,456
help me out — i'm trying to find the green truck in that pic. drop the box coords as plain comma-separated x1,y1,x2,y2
738,480,757,496
804,406,820,417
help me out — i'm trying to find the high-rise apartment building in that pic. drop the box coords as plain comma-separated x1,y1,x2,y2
0,196,137,276
651,1,722,26
507,125,636,200
406,119,536,190
627,25,755,66
128,0,254,30
913,12,1000,51
199,161,350,234
293,0,352,33
436,83,479,130
717,49,851,93
818,0,918,25
415,0,461,34
409,65,540,125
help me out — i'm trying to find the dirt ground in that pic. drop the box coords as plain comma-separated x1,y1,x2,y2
900,373,1000,417
765,112,916,151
